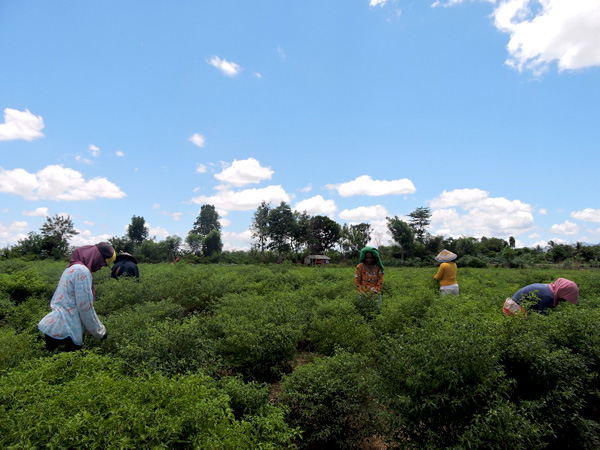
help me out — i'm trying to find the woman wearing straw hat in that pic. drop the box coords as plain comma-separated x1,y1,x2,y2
433,249,459,296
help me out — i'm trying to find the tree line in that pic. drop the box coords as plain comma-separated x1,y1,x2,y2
2,204,600,267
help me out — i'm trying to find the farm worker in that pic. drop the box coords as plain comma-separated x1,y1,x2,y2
38,242,115,352
503,278,579,316
355,247,384,304
433,249,459,296
111,251,139,281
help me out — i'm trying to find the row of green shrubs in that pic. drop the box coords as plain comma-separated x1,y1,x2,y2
2,261,600,448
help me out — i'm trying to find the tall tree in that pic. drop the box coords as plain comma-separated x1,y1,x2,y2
185,233,204,257
267,202,295,263
203,230,223,259
387,216,414,263
192,204,221,236
291,211,311,262
341,223,371,258
408,207,431,243
308,215,341,253
40,214,79,259
250,201,271,260
127,215,148,246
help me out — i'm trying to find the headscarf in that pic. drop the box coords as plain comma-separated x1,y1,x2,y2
549,278,579,307
69,242,115,273
358,246,384,274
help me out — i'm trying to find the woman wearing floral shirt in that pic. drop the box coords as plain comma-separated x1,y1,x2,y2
38,242,115,351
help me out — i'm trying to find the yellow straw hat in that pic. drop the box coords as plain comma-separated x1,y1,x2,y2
435,249,457,262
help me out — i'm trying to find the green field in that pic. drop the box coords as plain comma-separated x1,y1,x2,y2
2,261,600,449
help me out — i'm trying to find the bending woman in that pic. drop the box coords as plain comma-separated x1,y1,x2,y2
433,249,459,296
503,278,579,315
38,242,115,352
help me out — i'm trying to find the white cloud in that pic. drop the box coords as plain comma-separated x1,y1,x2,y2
571,208,600,223
294,195,337,216
222,229,253,251
429,188,489,209
493,0,600,73
147,225,171,240
152,203,160,209
220,218,232,227
551,220,579,235
89,144,100,157
83,220,94,226
430,188,534,238
70,229,113,247
22,207,48,217
0,108,45,141
300,183,312,193
370,0,388,6
538,208,548,215
528,233,541,238
161,211,183,221
277,46,286,59
189,133,206,147
254,72,262,78
0,220,29,247
339,205,389,222
207,56,242,77
116,150,125,157
215,158,274,187
0,165,126,201
75,155,93,165
326,175,416,197
196,164,207,174
191,185,290,211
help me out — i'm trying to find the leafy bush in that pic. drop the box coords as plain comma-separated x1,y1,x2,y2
89,300,220,375
0,327,45,373
279,352,382,450
0,352,298,449
0,269,50,303
209,294,303,382
306,297,376,355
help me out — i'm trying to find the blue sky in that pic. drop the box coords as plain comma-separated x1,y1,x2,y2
1,0,600,251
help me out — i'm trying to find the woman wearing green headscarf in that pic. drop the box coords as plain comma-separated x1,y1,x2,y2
355,247,384,299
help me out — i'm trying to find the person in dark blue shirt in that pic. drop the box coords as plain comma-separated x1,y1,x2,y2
504,278,578,315
111,252,139,281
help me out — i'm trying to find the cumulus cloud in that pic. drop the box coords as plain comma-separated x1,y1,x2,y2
89,145,100,157
294,195,337,216
196,164,207,174
551,220,579,235
430,188,534,238
0,220,29,247
326,175,416,197
0,165,126,201
0,108,45,141
147,225,171,240
571,208,600,223
370,0,388,6
207,56,242,77
222,229,253,251
215,158,274,187
22,207,48,217
191,185,290,211
189,133,206,147
339,205,389,222
70,229,113,247
116,150,125,157
493,0,600,73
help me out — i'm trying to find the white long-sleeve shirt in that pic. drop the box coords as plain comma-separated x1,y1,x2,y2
38,264,106,346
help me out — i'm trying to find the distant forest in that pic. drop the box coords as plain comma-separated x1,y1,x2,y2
2,204,599,268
